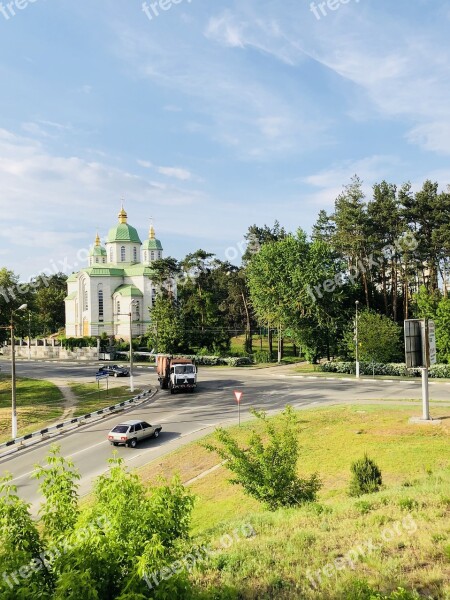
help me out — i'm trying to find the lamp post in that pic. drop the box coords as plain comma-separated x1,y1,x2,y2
28,311,32,361
11,303,28,439
118,300,137,393
355,300,360,379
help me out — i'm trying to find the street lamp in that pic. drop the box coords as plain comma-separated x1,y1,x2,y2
28,311,32,361
118,299,137,393
355,300,360,379
11,303,28,439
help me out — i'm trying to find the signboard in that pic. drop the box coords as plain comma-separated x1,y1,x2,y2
234,391,243,404
428,320,436,366
404,319,423,368
96,373,109,381
404,319,436,368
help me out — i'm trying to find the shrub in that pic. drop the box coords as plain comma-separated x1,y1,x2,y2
349,454,383,497
253,350,273,364
204,406,321,510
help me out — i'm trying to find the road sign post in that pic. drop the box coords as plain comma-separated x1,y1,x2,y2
234,391,243,427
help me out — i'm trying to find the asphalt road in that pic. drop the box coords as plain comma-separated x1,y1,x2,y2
1,360,449,514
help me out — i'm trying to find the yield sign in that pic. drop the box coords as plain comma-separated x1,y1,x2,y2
234,391,243,404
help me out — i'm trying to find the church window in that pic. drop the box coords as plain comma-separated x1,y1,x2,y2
151,251,155,261
133,247,137,262
82,279,88,311
121,246,126,262
95,258,99,263
134,301,140,319
98,285,104,321
103,257,106,264
158,251,162,259
117,301,121,315
144,251,148,262
109,248,113,262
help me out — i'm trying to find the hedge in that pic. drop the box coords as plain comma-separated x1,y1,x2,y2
318,361,450,378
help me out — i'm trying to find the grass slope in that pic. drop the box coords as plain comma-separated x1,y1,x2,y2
69,382,140,416
137,404,450,599
0,374,64,442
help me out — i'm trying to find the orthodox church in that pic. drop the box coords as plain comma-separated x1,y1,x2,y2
65,207,165,339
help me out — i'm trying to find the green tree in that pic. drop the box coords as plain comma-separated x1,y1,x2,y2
33,273,68,335
204,406,321,510
344,310,402,363
0,447,195,599
435,297,450,363
148,291,186,354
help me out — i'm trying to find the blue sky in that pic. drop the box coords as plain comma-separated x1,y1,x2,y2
1,0,450,279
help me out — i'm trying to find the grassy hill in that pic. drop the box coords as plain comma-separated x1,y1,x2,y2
138,404,450,599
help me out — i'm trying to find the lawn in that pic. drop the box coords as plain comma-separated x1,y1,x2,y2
69,382,142,416
0,373,64,442
136,404,450,599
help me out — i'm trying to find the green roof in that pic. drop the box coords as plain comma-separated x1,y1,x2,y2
123,265,156,277
113,284,143,298
107,223,142,244
82,267,124,276
142,238,163,251
89,245,107,257
65,292,77,301
67,274,78,282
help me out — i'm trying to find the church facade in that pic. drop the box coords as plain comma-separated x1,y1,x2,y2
65,207,165,340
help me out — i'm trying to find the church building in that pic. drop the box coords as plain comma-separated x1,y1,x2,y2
65,207,165,339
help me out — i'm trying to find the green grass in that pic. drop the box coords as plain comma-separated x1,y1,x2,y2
69,382,140,416
0,374,64,442
136,404,450,599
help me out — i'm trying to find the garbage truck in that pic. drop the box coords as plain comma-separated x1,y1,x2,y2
156,355,197,394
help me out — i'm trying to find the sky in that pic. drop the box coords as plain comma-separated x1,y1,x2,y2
1,0,450,280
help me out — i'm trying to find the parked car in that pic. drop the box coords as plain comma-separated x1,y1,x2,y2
108,420,162,448
96,364,130,377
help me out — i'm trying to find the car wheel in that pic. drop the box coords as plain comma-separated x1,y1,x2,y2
128,438,137,448
154,429,160,438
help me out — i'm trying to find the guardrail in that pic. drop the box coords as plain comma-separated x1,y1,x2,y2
0,389,154,457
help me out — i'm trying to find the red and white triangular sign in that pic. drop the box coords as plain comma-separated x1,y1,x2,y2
234,391,243,404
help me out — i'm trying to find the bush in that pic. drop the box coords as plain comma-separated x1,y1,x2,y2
253,350,273,364
349,454,383,497
318,361,450,378
204,406,321,510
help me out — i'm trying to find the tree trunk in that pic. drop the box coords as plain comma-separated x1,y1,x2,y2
268,324,273,358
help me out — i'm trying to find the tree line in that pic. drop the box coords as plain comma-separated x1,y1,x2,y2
2,176,449,363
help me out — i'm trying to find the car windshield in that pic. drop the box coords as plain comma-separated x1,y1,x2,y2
174,365,195,374
112,425,129,433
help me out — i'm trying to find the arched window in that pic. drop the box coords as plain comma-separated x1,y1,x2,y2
109,247,113,262
121,246,126,262
82,279,88,311
133,247,137,262
98,285,104,321
103,257,106,264
117,300,121,315
95,258,99,263
158,251,162,259
134,301,140,319
151,251,155,261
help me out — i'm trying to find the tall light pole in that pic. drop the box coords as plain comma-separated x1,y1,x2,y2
28,311,32,361
129,300,136,393
11,303,28,439
355,300,360,379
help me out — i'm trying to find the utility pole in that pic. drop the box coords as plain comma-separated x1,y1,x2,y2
355,300,360,378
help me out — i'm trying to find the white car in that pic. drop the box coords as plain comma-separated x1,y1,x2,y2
108,419,162,448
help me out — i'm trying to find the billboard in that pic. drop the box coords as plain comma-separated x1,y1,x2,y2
404,319,436,368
